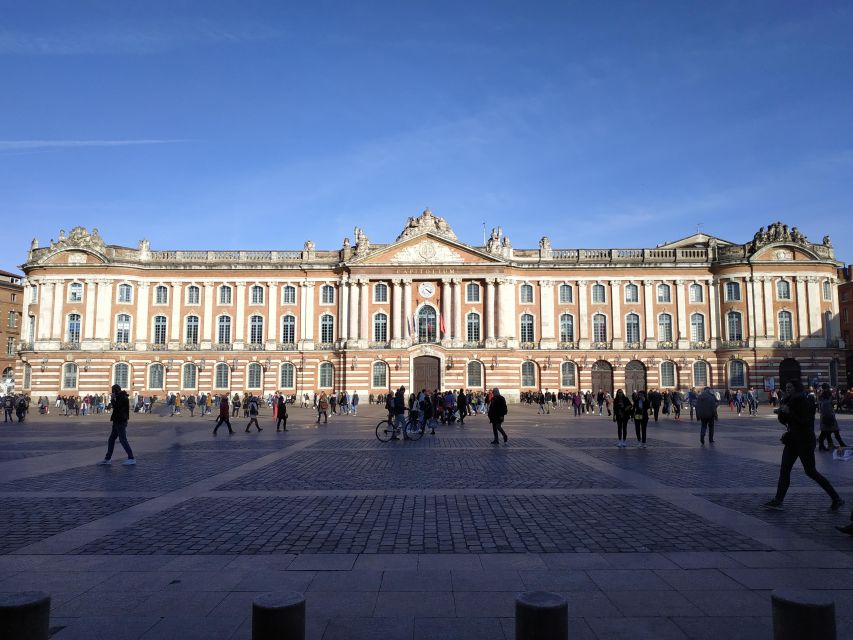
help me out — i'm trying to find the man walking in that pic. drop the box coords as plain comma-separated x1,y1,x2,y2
97,384,135,465
696,386,718,445
214,395,234,435
487,387,508,444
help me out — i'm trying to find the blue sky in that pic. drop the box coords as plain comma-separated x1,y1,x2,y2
1,1,852,273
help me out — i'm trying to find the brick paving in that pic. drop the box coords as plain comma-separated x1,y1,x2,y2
0,405,851,639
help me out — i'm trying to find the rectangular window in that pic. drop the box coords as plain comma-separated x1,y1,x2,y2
466,283,480,303
282,286,296,305
725,282,741,301
6,337,13,355
31,285,38,303
559,284,572,304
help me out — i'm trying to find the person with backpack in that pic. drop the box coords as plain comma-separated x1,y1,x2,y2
245,396,262,432
316,392,329,424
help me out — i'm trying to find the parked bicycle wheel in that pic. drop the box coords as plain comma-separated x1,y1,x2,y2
376,419,395,442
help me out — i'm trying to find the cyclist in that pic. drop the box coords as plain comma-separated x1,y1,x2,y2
392,386,406,440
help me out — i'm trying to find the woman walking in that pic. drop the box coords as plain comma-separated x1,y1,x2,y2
245,396,262,432
276,395,288,432
818,384,846,451
633,390,651,448
613,389,632,448
213,395,234,435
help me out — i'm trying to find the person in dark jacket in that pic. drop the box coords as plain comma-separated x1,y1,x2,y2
695,387,718,445
276,395,288,432
764,380,844,512
214,396,234,435
98,384,135,465
487,387,508,444
632,390,651,448
612,389,632,447
457,389,468,426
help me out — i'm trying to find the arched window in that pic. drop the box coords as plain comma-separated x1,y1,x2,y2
467,312,481,342
823,280,832,300
725,281,741,301
521,361,536,387
560,314,574,342
247,363,262,389
693,361,709,388
776,280,791,300
374,313,388,342
2,366,11,380
219,285,232,304
67,313,81,343
520,313,535,342
321,285,335,304
187,285,200,304
561,361,577,387
214,363,229,388
149,363,164,389
117,283,133,303
62,362,78,388
625,284,639,303
23,363,32,388
592,314,607,342
372,361,388,388
729,360,746,388
153,316,167,344
155,285,168,304
319,314,334,344
658,313,673,342
280,363,295,388
115,314,131,344
282,285,296,305
660,361,676,387
113,363,130,389
417,307,437,343
559,284,573,303
185,316,199,344
217,316,232,344
249,315,264,345
689,284,703,303
281,315,296,344
591,284,606,303
182,363,197,389
68,282,83,302
778,311,793,341
690,313,705,342
466,282,480,302
727,311,743,341
625,313,640,343
657,284,671,303
520,284,534,303
319,362,333,387
250,285,264,305
374,283,388,302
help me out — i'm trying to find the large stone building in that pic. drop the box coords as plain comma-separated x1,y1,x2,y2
1,269,24,390
13,211,848,401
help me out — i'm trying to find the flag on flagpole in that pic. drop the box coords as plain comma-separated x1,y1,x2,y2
407,314,413,337
439,311,446,335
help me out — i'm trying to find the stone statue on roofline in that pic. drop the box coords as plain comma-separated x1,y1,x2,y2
395,208,458,242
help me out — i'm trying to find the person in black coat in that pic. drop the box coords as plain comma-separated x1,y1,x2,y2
457,389,468,426
612,389,632,447
487,388,508,444
98,384,135,465
276,395,288,432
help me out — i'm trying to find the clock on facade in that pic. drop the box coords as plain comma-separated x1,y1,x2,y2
418,282,435,298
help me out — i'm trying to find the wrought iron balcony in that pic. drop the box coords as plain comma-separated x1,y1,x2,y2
520,342,538,350
60,341,81,351
624,341,642,350
558,341,578,350
690,341,710,349
150,343,169,351
316,342,334,351
183,343,200,351
277,342,297,351
773,339,799,349
720,339,747,349
246,343,266,351
658,340,675,349
111,342,134,351
212,343,233,351
591,341,613,350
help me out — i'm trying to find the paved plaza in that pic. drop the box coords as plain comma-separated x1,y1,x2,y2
1,402,852,639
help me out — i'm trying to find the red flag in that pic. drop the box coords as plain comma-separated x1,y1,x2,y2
439,312,446,335
407,314,413,337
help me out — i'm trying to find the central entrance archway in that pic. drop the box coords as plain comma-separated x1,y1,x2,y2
591,360,613,395
624,360,646,394
413,356,440,393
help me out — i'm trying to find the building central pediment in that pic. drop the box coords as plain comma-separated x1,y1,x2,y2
352,232,505,266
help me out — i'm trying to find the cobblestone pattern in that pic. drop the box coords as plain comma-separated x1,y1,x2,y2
72,494,766,555
0,497,146,554
169,440,298,451
704,493,853,551
0,451,55,461
215,449,626,491
582,448,816,488
549,438,688,448
0,440,104,451
307,437,543,450
0,451,265,493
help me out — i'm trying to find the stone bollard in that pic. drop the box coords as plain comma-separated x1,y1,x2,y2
252,592,305,640
772,589,836,640
516,591,568,640
0,591,51,640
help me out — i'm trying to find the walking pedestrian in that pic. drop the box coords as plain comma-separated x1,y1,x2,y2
276,394,288,431
613,389,632,447
245,396,262,432
316,392,329,424
97,384,135,465
213,395,234,435
487,387,508,444
696,387,718,445
818,384,846,450
633,390,651,448
764,380,844,512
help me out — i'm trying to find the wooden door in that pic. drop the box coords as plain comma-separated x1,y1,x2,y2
624,360,646,394
413,356,440,393
590,360,613,394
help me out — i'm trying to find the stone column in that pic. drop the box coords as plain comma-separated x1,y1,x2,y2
610,281,622,348
708,278,721,347
37,282,53,341
795,277,809,341
135,283,149,348
348,280,360,345
359,279,370,347
391,279,402,346
539,279,556,349
94,280,112,341
202,283,214,346
763,277,775,339
675,279,688,348
169,282,182,344
51,281,64,340
498,278,517,346
339,277,349,343
643,279,656,348
234,282,246,347
82,280,97,340
441,279,451,345
452,278,463,346
300,281,315,348
484,278,496,346
806,276,822,342
751,277,766,345
403,279,413,341
267,283,277,345
577,280,589,348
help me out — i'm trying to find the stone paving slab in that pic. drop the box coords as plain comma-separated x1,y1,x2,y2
307,436,543,449
0,440,104,451
550,437,690,448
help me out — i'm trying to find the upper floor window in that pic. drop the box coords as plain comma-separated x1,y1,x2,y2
117,284,133,303
520,313,535,343
727,311,743,341
249,315,264,345
8,311,17,328
725,281,741,301
823,280,832,301
778,310,794,341
777,280,791,300
217,316,231,344
115,314,131,344
624,283,639,303
186,285,200,305
250,285,264,305
319,314,334,343
520,284,534,304
219,285,232,305
560,314,574,343
67,314,81,343
375,283,388,303
417,307,437,343
467,312,481,342
68,282,83,302
30,285,38,304
281,315,296,344
657,283,671,303
658,313,673,342
282,285,296,305
185,315,200,344
591,284,606,303
688,284,703,303
153,316,167,344
321,285,335,304
690,313,705,342
466,282,480,303
374,313,388,342
625,313,640,343
559,284,573,304
154,285,168,304
592,313,607,342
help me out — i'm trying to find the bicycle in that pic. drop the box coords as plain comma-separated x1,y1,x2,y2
376,412,424,442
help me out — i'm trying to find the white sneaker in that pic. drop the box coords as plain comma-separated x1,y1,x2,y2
616,441,622,447
97,459,112,465
122,459,137,466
